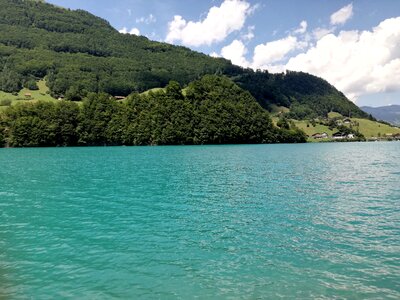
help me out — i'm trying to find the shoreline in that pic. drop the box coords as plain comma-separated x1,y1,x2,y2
1,139,399,150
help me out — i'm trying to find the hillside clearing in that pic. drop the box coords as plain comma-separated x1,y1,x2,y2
0,80,57,111
352,118,400,138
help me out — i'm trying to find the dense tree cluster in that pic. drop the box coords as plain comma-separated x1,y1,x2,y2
0,76,307,147
0,0,369,120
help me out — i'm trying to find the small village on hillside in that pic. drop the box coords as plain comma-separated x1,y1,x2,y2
271,108,400,142
304,115,400,142
311,131,400,142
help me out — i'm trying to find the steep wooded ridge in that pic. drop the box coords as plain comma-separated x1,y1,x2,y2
0,0,367,119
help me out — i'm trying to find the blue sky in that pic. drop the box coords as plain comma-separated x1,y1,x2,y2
47,0,400,107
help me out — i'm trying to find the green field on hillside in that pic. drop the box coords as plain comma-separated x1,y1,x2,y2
0,80,57,111
293,121,337,141
285,113,400,141
327,112,345,119
352,118,400,138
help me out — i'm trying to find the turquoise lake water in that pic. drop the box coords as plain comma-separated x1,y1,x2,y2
0,143,399,299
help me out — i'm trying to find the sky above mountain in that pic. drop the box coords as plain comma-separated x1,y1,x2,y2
47,0,400,107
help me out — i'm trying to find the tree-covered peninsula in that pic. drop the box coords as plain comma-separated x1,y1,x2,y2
0,76,307,147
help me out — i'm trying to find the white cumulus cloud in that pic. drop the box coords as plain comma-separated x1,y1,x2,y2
165,0,251,47
252,36,305,69
330,3,353,25
217,28,308,71
119,27,141,35
221,39,249,67
205,4,399,104
285,17,400,101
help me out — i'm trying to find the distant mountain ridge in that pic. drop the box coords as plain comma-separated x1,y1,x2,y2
361,105,400,126
0,0,368,119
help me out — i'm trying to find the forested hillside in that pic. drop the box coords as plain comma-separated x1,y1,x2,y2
0,0,368,119
0,0,231,96
229,69,367,118
0,76,307,147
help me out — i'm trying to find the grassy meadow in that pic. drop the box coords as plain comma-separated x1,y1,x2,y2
0,80,57,111
352,118,400,138
274,111,400,142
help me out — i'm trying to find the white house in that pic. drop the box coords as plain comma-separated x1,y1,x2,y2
347,134,355,139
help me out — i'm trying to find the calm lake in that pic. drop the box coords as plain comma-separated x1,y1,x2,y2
0,143,399,299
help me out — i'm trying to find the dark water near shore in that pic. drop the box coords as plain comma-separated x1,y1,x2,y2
0,143,399,299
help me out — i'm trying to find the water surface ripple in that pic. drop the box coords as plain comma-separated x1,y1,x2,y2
0,143,399,299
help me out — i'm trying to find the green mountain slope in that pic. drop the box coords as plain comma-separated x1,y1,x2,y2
0,0,231,95
0,0,368,119
229,69,368,118
0,76,307,147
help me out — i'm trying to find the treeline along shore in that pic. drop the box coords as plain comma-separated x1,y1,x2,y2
0,76,307,147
